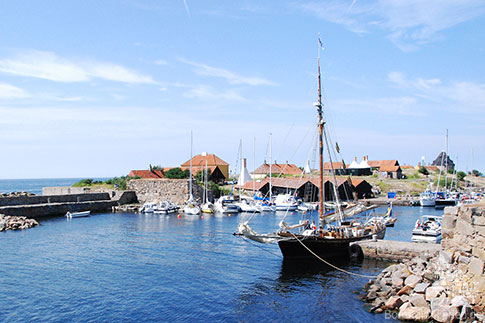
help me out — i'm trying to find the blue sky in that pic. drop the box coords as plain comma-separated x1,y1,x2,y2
0,0,484,179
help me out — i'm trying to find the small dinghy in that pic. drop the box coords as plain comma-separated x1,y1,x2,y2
65,211,91,218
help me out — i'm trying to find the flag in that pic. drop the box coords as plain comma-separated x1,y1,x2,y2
336,142,340,153
342,159,346,170
386,203,393,217
318,38,323,48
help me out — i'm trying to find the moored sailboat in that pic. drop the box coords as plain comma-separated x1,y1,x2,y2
236,38,386,260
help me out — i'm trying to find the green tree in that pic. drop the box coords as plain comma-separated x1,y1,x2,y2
418,166,429,176
457,171,466,181
472,169,482,177
164,168,190,179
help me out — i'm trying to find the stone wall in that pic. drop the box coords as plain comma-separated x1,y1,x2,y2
127,179,206,205
0,192,111,206
441,205,485,312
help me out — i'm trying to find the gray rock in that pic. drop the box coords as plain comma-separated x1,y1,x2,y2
409,293,428,308
414,282,430,294
425,286,445,301
450,295,468,308
366,289,377,301
458,255,471,264
398,305,431,322
405,274,421,288
430,296,450,311
391,276,404,288
439,250,453,265
431,305,459,323
468,257,484,276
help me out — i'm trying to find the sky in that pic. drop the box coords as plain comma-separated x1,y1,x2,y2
0,0,484,179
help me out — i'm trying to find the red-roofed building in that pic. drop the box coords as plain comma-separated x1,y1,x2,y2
378,165,403,179
181,153,229,181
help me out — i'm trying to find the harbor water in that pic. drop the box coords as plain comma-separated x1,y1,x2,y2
0,179,445,322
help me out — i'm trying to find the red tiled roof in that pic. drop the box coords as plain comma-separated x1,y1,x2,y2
401,165,414,169
323,162,347,170
252,163,303,176
368,160,399,168
181,154,228,167
425,166,440,171
128,170,164,179
378,166,401,172
180,165,220,175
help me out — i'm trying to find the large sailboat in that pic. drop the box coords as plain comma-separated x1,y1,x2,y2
236,39,386,260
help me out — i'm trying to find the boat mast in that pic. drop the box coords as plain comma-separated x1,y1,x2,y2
269,133,273,202
315,37,325,223
189,131,193,200
445,129,448,191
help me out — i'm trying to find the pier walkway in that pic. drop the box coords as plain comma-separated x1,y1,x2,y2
354,240,441,261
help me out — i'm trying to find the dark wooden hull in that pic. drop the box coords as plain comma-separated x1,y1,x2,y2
435,199,456,209
277,228,386,260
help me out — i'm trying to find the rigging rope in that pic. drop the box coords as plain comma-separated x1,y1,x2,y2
241,236,282,258
289,232,377,279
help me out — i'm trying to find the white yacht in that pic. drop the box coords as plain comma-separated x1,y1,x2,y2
236,199,260,213
412,215,442,243
419,189,436,207
274,194,298,211
140,202,158,213
214,196,241,214
154,200,179,214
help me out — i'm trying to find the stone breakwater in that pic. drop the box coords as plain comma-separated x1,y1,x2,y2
127,179,209,206
0,191,35,197
0,214,38,231
360,205,485,322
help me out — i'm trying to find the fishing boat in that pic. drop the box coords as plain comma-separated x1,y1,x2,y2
236,38,386,260
412,215,442,243
365,203,397,227
183,132,201,215
419,187,436,207
65,210,90,218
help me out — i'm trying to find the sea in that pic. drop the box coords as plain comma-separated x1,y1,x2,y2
0,179,445,322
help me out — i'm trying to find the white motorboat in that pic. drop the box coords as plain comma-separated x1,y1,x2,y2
154,200,179,214
297,202,318,212
140,202,158,213
214,196,240,214
419,184,436,207
236,199,260,213
412,215,442,243
65,211,90,218
183,200,201,215
274,194,298,211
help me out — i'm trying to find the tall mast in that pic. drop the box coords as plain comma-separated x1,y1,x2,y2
189,131,193,200
315,37,325,221
445,129,448,190
269,133,273,202
253,136,256,195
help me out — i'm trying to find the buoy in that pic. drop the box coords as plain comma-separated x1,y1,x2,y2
201,215,204,219
177,214,181,218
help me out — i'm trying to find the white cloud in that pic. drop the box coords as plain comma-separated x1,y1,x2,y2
179,58,276,86
185,85,246,102
0,83,28,99
154,59,168,66
298,0,485,50
0,50,155,84
388,72,485,112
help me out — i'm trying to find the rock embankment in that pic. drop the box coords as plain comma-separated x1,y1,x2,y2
0,191,35,197
0,214,38,231
361,255,482,322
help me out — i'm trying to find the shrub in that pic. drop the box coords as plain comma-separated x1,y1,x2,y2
457,171,466,181
418,166,429,176
164,168,190,179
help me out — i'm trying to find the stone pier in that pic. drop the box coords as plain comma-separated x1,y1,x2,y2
355,240,441,261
